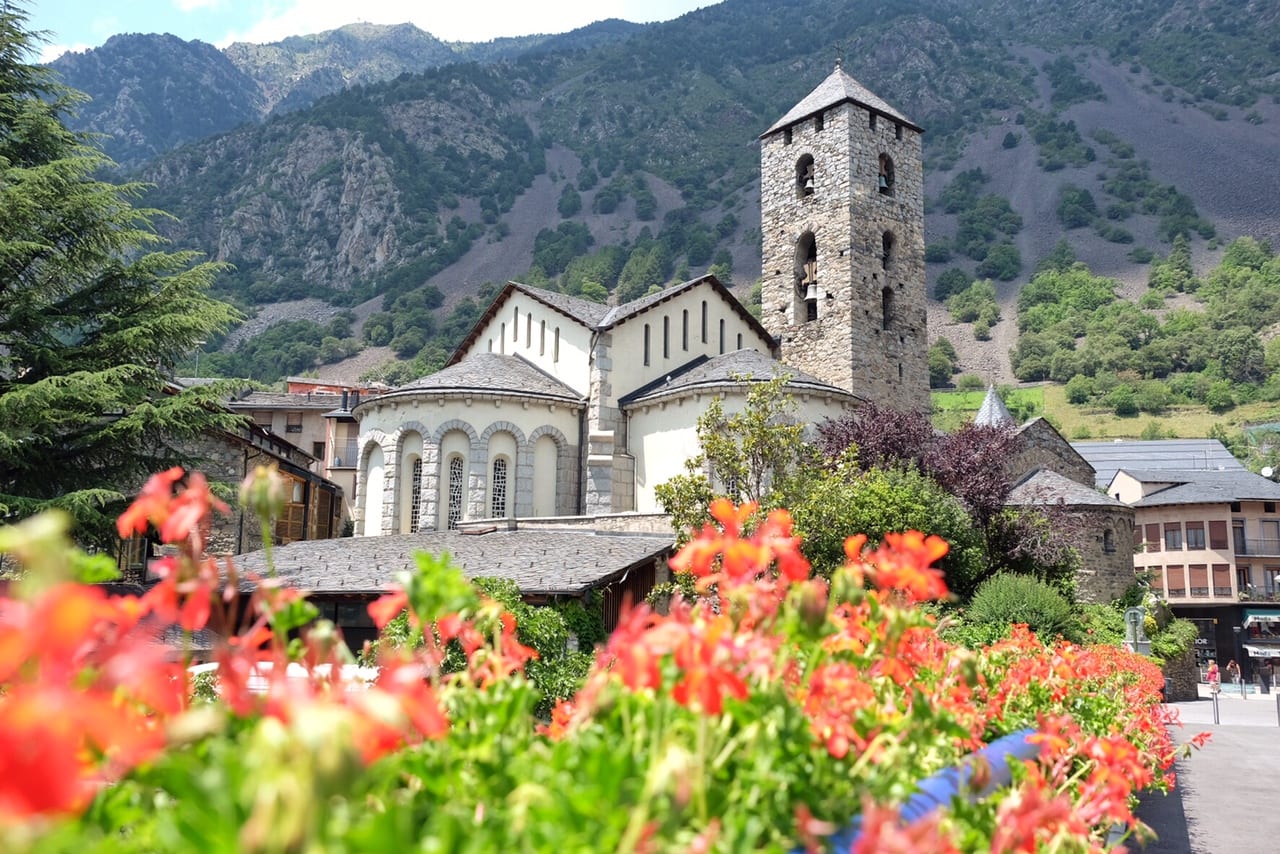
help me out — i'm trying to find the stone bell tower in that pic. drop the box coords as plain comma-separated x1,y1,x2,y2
760,62,929,412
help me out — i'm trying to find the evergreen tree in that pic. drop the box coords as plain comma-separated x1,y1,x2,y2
0,5,240,544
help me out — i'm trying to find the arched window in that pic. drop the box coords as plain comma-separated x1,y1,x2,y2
512,306,519,339
795,232,818,323
1104,529,1116,554
554,327,560,362
540,319,546,355
491,457,509,518
408,458,423,533
682,309,689,351
881,287,894,331
663,316,670,359
526,313,532,347
878,154,895,196
643,323,651,366
362,445,384,537
701,300,708,343
499,323,505,354
882,231,895,270
796,153,815,198
719,318,725,354
447,455,465,530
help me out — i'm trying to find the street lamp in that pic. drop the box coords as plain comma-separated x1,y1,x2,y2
193,340,206,378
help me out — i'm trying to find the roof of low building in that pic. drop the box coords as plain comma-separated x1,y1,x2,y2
373,353,584,405
1112,468,1280,507
763,63,920,136
619,349,860,407
1008,468,1128,509
235,528,674,597
1072,439,1245,488
228,391,346,410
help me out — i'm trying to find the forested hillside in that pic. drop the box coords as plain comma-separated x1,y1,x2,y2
48,0,1280,384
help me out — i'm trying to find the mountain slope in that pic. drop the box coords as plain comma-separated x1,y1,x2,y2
52,0,1280,381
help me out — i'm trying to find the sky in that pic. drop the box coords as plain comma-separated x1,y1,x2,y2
27,0,720,63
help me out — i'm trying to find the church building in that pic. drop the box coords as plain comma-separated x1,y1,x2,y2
350,64,928,536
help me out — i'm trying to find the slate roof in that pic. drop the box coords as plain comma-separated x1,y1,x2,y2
764,63,920,136
235,529,674,597
376,353,583,404
1008,468,1127,509
973,385,1015,428
229,391,346,410
1112,468,1280,508
1073,439,1244,488
619,349,860,407
448,274,776,367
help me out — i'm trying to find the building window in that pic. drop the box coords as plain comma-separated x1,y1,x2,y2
701,301,708,343
1103,529,1115,554
540,320,546,355
796,231,818,323
663,316,670,359
878,153,895,196
554,327,560,362
895,123,903,141
500,323,506,354
285,412,303,433
643,324,651,366
408,458,423,533
682,309,689,351
488,339,493,352
796,153,815,198
783,127,792,145
1268,502,1277,514
1210,520,1229,549
513,306,519,339
526,314,532,347
869,113,877,131
881,287,894,331
252,410,273,431
815,112,824,132
312,441,325,459
447,456,464,530
719,318,725,355
1164,524,1183,551
1231,501,1242,513
882,231,894,270
1187,522,1205,549
736,333,743,349
491,457,508,518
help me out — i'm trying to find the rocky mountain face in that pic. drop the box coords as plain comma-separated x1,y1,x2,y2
48,0,1280,380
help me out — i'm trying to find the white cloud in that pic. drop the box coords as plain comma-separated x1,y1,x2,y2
39,42,93,63
217,0,714,47
173,0,222,11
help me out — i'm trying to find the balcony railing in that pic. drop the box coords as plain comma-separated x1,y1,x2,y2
331,441,359,468
1238,538,1280,557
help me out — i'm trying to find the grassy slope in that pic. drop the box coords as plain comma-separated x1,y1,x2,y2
933,384,1280,441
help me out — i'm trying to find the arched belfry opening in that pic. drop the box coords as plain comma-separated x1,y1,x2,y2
878,153,895,196
795,232,819,323
882,231,895,270
796,153,815,198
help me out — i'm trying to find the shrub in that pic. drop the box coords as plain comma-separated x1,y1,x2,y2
967,573,1082,641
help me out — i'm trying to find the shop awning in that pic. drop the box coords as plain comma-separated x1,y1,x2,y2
1243,609,1280,628
1244,644,1280,658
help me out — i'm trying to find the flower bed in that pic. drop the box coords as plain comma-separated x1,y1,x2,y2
0,473,1203,852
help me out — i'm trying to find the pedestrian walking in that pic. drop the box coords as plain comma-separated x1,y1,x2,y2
1207,659,1221,694
1261,660,1273,695
1227,659,1244,698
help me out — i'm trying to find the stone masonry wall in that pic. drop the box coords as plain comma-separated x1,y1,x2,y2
761,99,928,413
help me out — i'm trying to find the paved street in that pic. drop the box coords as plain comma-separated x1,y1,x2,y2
1136,686,1280,852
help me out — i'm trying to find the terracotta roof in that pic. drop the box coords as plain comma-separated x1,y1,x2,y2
763,63,920,137
235,529,673,597
373,353,583,405
619,349,860,407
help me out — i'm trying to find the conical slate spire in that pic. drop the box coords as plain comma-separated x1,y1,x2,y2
974,384,1016,427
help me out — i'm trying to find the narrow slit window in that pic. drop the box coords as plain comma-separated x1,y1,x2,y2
719,319,725,354
644,324,651,366
540,320,546,355
663,316,670,359
701,301,708,343
682,309,689,351
554,327,560,362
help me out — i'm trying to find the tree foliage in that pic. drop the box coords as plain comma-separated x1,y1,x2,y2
0,7,240,543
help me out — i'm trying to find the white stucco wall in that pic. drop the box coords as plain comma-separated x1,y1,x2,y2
606,286,773,409
462,292,593,395
627,386,857,513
